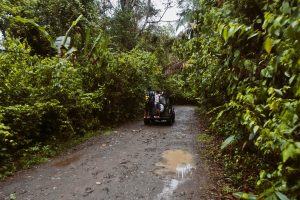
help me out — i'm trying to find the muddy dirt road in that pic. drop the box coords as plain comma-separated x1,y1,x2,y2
0,106,219,200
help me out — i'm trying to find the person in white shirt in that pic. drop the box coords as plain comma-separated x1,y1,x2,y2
154,91,161,116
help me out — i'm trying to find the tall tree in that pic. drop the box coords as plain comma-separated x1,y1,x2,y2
105,0,160,50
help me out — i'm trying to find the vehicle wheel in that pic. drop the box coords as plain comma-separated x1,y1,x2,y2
167,119,172,126
144,118,150,125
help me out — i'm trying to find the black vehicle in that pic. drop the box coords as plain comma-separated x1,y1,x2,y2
144,91,175,125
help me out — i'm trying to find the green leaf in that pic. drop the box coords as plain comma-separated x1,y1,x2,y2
274,89,283,96
253,125,259,134
218,24,225,35
264,37,273,54
284,72,290,77
289,75,296,85
234,50,240,58
62,15,83,47
221,135,236,150
233,192,257,200
223,26,228,41
265,194,278,200
281,1,291,14
228,26,235,38
216,110,225,120
274,16,283,26
263,12,274,29
282,143,300,162
71,15,83,27
275,192,289,200
261,66,273,78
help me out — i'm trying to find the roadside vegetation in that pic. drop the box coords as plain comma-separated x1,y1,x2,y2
0,0,170,179
170,0,300,199
1,0,299,199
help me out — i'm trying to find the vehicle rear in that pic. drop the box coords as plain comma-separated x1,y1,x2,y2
144,93,175,125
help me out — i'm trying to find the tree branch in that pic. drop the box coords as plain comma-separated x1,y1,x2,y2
137,0,151,37
157,0,173,23
137,0,174,37
147,20,179,23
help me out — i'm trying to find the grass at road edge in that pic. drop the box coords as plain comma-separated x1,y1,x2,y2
195,106,237,198
196,106,257,199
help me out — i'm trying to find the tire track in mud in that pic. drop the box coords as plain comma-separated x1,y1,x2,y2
0,106,218,200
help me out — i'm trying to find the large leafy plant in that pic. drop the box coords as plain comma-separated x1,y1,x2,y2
173,0,300,199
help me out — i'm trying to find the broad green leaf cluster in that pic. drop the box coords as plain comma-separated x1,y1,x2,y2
173,0,300,198
0,35,161,178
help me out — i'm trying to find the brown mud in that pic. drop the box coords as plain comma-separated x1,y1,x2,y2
0,106,222,200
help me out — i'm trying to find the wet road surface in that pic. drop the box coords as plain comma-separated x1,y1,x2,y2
0,106,215,200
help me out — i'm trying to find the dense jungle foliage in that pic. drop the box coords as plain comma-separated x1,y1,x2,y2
0,0,171,178
0,0,299,199
170,0,300,199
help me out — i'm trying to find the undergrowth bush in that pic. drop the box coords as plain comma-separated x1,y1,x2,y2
0,35,161,178
173,0,300,199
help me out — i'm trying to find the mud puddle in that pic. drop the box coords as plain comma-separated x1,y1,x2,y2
155,149,195,178
155,149,196,200
52,154,81,167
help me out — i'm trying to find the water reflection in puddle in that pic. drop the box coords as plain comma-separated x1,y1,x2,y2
155,149,196,200
52,154,81,167
155,149,195,178
176,163,194,179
